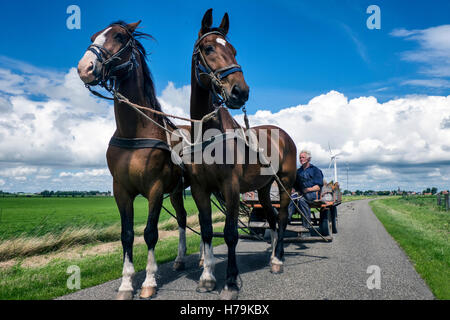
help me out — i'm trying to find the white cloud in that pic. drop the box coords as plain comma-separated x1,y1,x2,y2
402,79,450,88
391,24,450,78
0,166,38,177
59,169,109,178
0,66,115,167
158,81,191,124
235,90,450,185
1,56,448,192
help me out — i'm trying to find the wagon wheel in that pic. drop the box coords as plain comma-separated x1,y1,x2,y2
319,208,333,238
248,207,266,237
330,205,338,234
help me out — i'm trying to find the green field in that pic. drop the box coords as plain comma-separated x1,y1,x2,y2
0,195,227,299
0,195,199,239
370,196,450,300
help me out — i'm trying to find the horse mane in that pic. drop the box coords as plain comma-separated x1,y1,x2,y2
109,21,177,128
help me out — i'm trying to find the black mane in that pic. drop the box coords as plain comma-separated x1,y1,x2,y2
109,21,161,112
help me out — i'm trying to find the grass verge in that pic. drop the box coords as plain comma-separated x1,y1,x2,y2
0,226,226,300
369,196,449,300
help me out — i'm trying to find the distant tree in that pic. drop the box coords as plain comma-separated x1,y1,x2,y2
431,187,438,195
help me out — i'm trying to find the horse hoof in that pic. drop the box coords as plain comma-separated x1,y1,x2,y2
173,261,185,271
116,290,134,300
140,286,156,299
219,286,239,300
196,279,216,293
198,259,204,268
270,263,283,274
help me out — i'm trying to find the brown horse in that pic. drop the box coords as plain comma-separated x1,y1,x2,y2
77,21,189,300
186,9,297,299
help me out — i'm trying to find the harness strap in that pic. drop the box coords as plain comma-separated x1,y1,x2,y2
109,136,171,151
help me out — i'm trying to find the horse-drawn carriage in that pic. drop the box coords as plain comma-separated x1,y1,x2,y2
239,181,342,242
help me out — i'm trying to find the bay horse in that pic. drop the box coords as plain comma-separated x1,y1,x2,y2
77,21,189,300
186,9,297,299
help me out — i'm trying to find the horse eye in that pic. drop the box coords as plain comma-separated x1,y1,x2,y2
204,45,214,55
114,34,124,42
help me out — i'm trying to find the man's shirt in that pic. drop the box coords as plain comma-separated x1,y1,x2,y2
293,164,324,194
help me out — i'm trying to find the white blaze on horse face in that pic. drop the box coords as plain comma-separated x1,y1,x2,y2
216,38,227,46
78,27,112,80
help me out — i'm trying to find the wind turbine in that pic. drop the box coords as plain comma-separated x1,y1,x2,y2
328,142,341,183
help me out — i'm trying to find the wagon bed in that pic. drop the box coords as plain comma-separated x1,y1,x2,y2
239,181,342,242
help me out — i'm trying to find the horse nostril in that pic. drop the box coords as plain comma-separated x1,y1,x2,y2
87,62,94,72
231,85,249,102
231,85,242,98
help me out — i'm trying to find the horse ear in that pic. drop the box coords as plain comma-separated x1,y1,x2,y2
127,20,141,33
200,8,213,36
219,13,229,35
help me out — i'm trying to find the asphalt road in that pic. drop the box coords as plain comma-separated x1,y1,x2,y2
58,199,435,300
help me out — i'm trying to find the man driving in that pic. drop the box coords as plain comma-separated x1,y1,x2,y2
288,150,324,234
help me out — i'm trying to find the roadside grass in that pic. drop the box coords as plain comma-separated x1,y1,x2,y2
342,195,380,202
0,230,225,300
0,196,208,261
369,196,449,300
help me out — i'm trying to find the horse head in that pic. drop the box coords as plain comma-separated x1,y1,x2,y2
77,21,142,87
193,9,249,109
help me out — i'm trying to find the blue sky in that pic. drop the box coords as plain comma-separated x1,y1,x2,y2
1,0,449,110
0,1,449,192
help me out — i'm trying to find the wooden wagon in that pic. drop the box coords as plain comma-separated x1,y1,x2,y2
238,181,342,242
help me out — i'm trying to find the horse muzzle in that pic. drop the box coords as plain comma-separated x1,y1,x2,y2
225,84,249,109
77,53,102,85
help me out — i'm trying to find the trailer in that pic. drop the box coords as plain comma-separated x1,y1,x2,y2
236,181,342,242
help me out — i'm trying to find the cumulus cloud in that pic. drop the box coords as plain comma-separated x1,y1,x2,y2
0,59,193,191
158,81,191,124
0,55,448,192
235,90,450,189
0,64,115,168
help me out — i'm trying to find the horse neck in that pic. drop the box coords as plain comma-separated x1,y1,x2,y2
113,54,166,140
190,57,216,121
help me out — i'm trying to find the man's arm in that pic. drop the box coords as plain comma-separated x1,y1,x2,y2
303,167,324,193
304,185,320,193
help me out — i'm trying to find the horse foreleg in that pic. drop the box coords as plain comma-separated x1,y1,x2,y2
114,182,137,300
219,181,240,300
199,240,205,268
140,184,164,299
191,186,216,292
170,191,187,271
257,182,282,273
271,178,293,274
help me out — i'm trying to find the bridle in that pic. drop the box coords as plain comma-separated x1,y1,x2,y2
193,31,243,107
85,24,139,92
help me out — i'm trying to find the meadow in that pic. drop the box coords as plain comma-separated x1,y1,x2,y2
0,195,227,299
370,195,449,300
